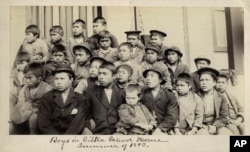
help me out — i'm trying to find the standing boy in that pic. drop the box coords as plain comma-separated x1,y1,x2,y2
115,64,133,90
38,64,88,134
149,30,167,61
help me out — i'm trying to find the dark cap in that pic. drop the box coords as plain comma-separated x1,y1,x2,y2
124,31,141,36
197,67,219,78
90,57,107,64
149,30,167,37
116,64,133,76
194,55,211,65
143,68,166,85
52,63,75,79
73,43,92,57
164,46,183,58
145,42,161,54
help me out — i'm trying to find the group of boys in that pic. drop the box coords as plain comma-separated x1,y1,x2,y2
9,16,244,135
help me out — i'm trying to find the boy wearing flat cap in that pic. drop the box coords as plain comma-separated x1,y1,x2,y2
125,30,145,64
149,30,168,61
196,67,232,135
191,55,211,92
38,64,88,134
141,68,178,135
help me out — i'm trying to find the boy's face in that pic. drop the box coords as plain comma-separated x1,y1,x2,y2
50,31,62,43
53,52,65,63
93,22,106,34
176,80,191,96
127,35,139,47
31,54,43,63
72,23,84,36
74,49,90,64
16,61,28,71
25,71,41,88
145,49,158,63
145,71,161,88
200,73,216,92
150,35,162,46
25,32,37,43
99,37,111,50
89,60,102,78
118,46,131,61
196,60,209,70
167,51,179,64
215,77,228,93
98,68,114,87
116,67,130,83
126,91,140,106
54,72,73,92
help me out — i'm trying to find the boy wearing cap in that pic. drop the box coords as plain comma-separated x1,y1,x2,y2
47,25,73,63
141,42,172,91
115,64,133,90
164,46,190,88
191,55,211,92
114,42,144,85
125,30,145,64
84,62,126,134
87,17,119,51
10,62,53,134
71,43,92,87
215,74,244,135
149,30,168,61
93,30,119,63
196,67,232,135
141,68,178,135
38,64,88,134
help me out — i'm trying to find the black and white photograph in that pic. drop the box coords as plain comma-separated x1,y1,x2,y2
1,0,250,152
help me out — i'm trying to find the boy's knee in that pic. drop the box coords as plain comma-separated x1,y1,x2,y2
217,127,233,135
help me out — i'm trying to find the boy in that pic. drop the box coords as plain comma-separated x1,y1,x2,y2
115,83,157,135
191,55,211,92
21,24,50,64
87,17,119,51
43,44,69,87
71,43,92,87
74,57,106,95
215,74,244,135
47,25,73,63
114,42,144,85
141,42,172,91
38,64,88,134
164,46,190,88
115,64,133,89
10,62,53,134
173,73,203,135
125,30,145,63
149,30,168,61
84,62,126,134
141,68,178,135
93,30,119,63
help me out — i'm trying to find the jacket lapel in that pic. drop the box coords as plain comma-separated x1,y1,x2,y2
213,91,222,118
63,88,76,107
96,88,110,110
53,91,65,108
226,92,238,114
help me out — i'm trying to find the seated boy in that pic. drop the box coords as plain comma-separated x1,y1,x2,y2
215,74,244,135
115,83,157,135
172,73,203,135
43,44,69,87
71,43,92,87
141,68,178,135
93,30,119,63
21,24,50,64
38,64,89,134
10,62,53,134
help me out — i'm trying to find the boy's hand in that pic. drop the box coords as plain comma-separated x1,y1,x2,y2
152,128,163,135
185,127,198,135
82,127,93,135
144,125,154,131
208,125,217,134
174,128,182,135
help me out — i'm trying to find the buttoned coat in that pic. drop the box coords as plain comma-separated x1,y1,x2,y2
225,92,244,119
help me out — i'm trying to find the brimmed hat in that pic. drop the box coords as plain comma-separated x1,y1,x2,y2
89,57,107,64
194,55,211,64
73,43,92,57
52,63,75,79
116,64,133,76
124,31,141,36
143,68,166,85
197,67,219,78
145,42,161,54
149,30,167,37
164,46,183,58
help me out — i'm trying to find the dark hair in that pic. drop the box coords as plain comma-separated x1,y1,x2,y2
50,25,64,36
99,61,116,75
16,52,30,63
23,62,44,77
124,83,141,96
175,73,192,85
93,17,107,25
51,44,67,56
25,24,40,38
118,42,133,52
200,72,217,81
216,74,229,82
72,19,86,29
97,30,113,43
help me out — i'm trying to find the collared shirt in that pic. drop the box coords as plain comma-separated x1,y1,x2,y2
104,88,112,104
95,47,119,63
